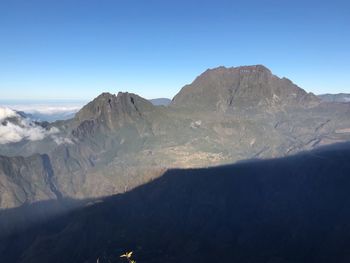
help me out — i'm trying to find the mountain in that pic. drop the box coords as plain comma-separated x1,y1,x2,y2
73,92,157,135
172,65,320,112
1,143,350,263
0,65,350,210
149,98,172,106
318,93,350,103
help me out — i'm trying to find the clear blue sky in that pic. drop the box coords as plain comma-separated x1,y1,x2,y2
0,0,349,100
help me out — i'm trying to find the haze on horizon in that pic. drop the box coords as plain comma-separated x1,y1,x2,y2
0,0,349,101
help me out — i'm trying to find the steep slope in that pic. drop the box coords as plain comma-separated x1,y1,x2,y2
1,143,350,263
172,65,320,112
0,154,58,208
45,92,165,199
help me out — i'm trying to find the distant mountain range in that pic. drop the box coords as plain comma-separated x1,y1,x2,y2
0,65,350,210
0,98,169,123
149,98,172,106
1,64,350,262
318,93,350,103
3,93,348,123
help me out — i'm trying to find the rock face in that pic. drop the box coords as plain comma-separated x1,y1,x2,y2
0,65,350,210
172,65,320,112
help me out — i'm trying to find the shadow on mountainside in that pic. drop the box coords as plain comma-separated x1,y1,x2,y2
0,197,91,239
1,142,350,263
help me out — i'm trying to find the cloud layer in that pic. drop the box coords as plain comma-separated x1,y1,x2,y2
0,107,58,144
0,107,17,121
12,104,83,115
0,101,86,122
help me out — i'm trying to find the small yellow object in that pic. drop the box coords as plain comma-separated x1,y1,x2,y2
120,251,133,258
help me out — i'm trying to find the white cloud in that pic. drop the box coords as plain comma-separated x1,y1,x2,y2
0,107,59,144
0,102,86,121
0,107,17,121
12,104,83,115
51,135,74,145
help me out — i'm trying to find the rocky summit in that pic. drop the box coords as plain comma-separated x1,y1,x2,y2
172,65,320,112
0,65,350,209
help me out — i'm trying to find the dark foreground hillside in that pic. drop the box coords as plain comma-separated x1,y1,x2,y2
1,143,350,263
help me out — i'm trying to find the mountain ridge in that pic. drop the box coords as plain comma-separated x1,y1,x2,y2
0,65,349,209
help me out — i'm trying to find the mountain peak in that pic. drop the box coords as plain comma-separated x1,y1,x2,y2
171,65,319,111
73,92,155,134
76,92,153,118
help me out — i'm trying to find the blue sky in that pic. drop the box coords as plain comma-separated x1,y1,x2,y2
0,0,349,100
